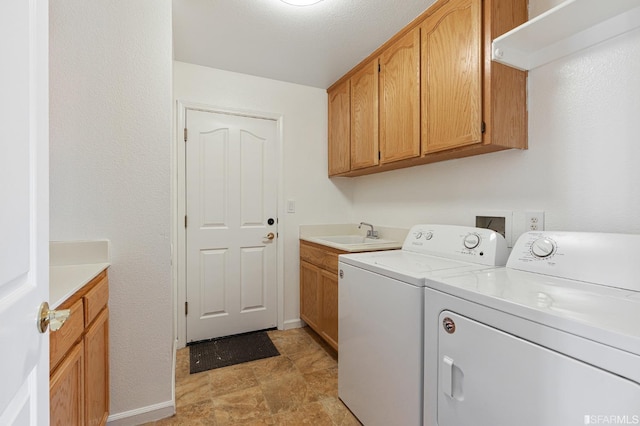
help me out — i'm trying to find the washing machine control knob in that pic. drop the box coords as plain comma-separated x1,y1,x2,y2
415,232,423,239
463,233,480,249
424,232,433,240
531,237,556,258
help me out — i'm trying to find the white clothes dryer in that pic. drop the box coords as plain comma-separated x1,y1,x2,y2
338,224,508,426
423,231,640,426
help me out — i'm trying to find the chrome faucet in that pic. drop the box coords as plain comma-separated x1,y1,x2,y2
359,222,378,239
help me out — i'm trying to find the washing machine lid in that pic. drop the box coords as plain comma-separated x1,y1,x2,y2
338,224,509,286
339,250,493,287
428,267,640,356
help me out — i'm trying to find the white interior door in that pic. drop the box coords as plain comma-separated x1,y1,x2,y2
0,0,49,424
185,109,278,343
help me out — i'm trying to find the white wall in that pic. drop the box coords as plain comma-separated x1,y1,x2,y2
173,61,353,330
350,10,640,242
49,0,174,422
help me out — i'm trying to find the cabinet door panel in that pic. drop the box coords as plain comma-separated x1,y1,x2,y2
300,261,321,331
83,272,108,326
84,308,109,426
380,28,421,163
422,0,482,154
50,298,84,371
350,60,379,170
328,79,351,175
320,270,339,351
51,341,84,426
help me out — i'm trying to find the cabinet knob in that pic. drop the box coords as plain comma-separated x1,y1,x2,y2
37,301,71,333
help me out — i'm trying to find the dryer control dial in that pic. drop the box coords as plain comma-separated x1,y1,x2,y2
463,233,481,249
531,237,556,258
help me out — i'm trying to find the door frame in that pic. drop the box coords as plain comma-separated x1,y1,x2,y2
173,101,285,348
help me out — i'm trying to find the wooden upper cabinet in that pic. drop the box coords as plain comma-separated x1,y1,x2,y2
379,27,421,164
421,0,482,154
350,60,379,170
326,0,527,177
328,79,351,176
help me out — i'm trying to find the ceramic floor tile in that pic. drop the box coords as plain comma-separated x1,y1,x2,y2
208,363,259,397
267,328,318,356
303,366,338,399
288,346,337,374
249,354,297,381
175,370,212,408
320,397,363,426
212,385,272,425
175,347,190,380
271,401,335,426
154,399,218,425
259,371,319,414
151,327,351,425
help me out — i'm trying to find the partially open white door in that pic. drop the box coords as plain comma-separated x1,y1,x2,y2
0,0,50,424
185,110,278,343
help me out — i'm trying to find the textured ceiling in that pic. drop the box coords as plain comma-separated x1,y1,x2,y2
172,0,437,89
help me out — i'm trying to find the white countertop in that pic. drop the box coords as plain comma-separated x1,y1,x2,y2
299,224,407,252
50,240,110,309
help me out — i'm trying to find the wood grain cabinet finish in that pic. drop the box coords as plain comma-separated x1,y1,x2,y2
299,241,346,351
328,79,351,176
421,0,482,154
319,270,339,350
326,0,527,177
50,270,109,426
349,60,379,171
379,27,421,164
300,260,322,332
50,341,85,426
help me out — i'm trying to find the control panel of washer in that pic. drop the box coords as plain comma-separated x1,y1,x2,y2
507,231,640,292
402,224,508,266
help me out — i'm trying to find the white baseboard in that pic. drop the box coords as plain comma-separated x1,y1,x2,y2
106,399,175,425
107,340,177,425
283,318,304,330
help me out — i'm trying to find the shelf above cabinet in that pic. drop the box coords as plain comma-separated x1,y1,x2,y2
492,0,640,71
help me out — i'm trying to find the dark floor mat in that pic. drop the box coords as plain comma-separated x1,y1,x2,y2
189,330,280,374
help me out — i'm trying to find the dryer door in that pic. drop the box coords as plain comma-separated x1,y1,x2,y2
437,311,640,426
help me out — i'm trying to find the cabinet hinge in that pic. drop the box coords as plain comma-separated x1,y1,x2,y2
185,301,188,315
184,216,187,228
378,63,381,72
481,121,486,134
184,128,188,142
378,151,381,160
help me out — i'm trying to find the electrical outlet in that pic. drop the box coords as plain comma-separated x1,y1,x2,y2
525,211,544,231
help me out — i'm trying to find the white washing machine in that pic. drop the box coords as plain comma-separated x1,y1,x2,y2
424,231,640,426
338,224,508,426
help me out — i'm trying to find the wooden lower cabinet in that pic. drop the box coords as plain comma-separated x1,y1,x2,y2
319,270,339,349
299,241,345,351
50,341,85,426
300,260,322,332
50,270,109,426
84,308,109,426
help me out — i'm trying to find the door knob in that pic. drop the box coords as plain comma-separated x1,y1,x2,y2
264,232,275,240
37,301,71,333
